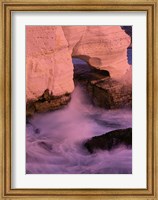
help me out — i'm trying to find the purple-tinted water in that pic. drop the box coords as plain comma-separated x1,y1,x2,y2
26,85,132,174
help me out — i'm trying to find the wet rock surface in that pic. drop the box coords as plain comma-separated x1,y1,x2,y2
74,62,132,109
84,128,132,153
87,77,132,109
26,89,71,116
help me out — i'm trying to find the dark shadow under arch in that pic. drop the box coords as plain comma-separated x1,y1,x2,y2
72,57,110,84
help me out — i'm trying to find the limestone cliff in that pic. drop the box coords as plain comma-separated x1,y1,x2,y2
26,26,74,100
64,26,131,78
26,26,131,115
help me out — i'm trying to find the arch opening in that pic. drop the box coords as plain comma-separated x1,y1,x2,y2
72,57,110,85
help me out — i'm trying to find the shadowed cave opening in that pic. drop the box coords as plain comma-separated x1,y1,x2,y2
72,58,110,84
71,57,112,108
71,53,132,109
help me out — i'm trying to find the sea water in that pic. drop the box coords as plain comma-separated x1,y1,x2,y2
26,49,132,174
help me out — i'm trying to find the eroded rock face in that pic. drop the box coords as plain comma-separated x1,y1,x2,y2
62,26,86,53
26,26,74,100
84,128,132,153
26,26,131,113
70,26,131,79
121,26,132,47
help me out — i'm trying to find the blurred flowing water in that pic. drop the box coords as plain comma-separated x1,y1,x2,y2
26,49,132,174
26,84,132,174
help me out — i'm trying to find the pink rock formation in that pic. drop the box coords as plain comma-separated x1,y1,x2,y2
26,26,131,101
64,26,131,78
62,26,86,54
26,26,74,100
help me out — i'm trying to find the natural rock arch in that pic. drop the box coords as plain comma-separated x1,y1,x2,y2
26,26,131,102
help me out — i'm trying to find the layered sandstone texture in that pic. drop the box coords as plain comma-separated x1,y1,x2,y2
26,26,131,114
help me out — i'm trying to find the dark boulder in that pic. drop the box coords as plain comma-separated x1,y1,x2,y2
84,128,132,153
74,62,132,109
87,77,132,109
26,90,71,117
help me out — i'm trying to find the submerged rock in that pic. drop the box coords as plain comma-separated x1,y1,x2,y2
84,128,132,153
34,128,40,134
38,141,53,151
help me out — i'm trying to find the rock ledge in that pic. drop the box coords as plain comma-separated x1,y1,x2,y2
84,128,132,153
